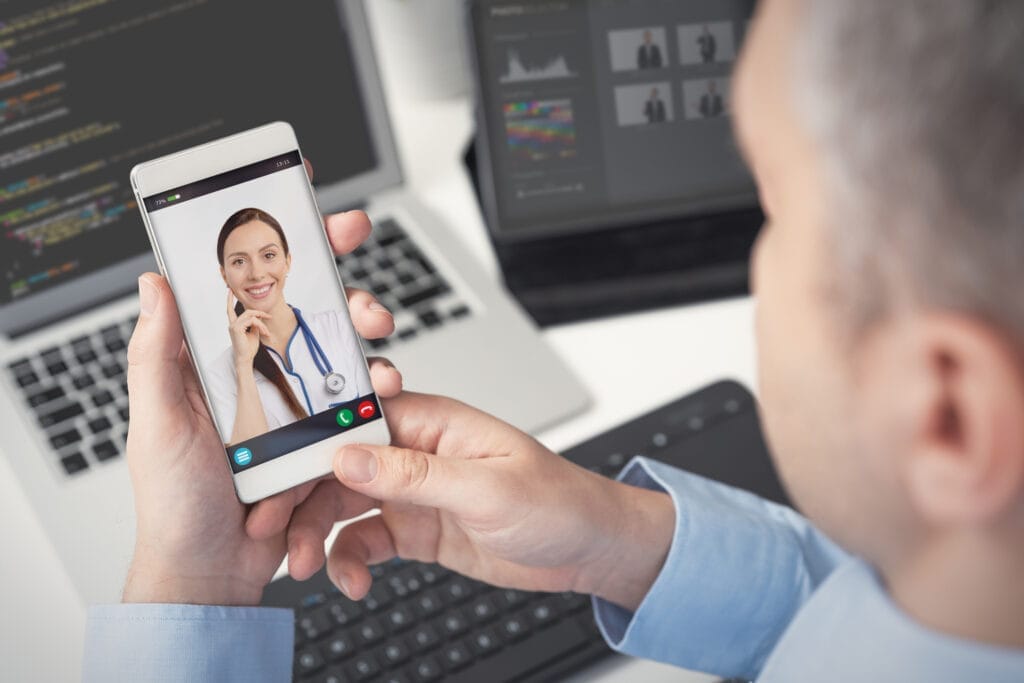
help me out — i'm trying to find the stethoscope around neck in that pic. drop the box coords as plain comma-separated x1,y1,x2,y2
293,307,346,395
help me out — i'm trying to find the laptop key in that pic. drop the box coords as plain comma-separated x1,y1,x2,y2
93,440,119,462
101,361,124,379
72,373,95,390
88,416,112,434
39,402,84,428
60,452,89,475
76,349,98,364
50,428,82,449
46,361,69,376
16,371,40,388
398,284,444,310
419,310,442,328
28,386,65,408
92,390,114,407
118,405,130,422
8,359,33,375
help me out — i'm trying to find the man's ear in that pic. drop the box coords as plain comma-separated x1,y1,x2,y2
906,314,1024,526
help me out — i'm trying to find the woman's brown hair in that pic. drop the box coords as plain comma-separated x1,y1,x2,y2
217,208,307,421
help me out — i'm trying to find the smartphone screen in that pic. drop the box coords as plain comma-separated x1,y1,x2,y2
141,151,381,473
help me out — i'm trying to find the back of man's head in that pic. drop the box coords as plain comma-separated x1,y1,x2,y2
800,0,1024,337
733,0,1024,648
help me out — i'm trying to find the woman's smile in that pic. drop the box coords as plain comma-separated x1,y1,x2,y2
244,281,276,301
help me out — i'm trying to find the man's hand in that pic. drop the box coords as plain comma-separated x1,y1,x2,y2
262,393,677,612
123,193,402,606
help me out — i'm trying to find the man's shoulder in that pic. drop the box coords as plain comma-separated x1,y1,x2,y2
761,559,1024,681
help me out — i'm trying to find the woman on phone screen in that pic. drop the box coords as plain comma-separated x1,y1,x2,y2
205,208,370,445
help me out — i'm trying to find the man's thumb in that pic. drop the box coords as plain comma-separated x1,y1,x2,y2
126,274,186,405
334,444,470,514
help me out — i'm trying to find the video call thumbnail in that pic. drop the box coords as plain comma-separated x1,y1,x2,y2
608,27,669,72
682,77,731,120
503,99,578,162
614,83,674,127
677,22,737,65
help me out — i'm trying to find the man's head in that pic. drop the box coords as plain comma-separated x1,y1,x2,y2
650,87,660,100
708,80,718,95
643,30,653,45
734,0,1024,574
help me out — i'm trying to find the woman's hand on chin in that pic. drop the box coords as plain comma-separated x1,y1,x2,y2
226,289,270,368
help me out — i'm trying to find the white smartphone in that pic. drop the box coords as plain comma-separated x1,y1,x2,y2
131,122,390,503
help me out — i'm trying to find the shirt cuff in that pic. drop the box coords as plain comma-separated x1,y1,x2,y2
83,603,294,683
590,457,837,679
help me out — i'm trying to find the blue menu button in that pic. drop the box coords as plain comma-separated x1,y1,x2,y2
233,447,253,467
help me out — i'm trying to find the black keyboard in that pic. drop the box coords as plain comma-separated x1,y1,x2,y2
4,216,466,479
262,380,788,682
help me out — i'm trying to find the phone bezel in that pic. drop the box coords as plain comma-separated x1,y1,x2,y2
130,121,390,503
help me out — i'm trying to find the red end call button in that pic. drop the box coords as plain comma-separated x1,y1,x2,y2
357,401,376,419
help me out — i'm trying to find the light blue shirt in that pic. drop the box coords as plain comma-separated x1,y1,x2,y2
83,457,1024,681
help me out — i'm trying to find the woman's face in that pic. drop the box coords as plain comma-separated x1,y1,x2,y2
220,220,291,313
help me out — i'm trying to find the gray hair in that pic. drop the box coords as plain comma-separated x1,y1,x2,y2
797,1,1024,338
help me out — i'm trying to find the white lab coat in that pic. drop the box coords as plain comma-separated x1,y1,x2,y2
205,308,370,441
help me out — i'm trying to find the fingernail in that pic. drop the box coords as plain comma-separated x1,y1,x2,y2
368,302,391,315
337,571,352,598
339,447,377,483
138,276,158,316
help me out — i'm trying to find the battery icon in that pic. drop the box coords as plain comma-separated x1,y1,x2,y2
167,194,181,202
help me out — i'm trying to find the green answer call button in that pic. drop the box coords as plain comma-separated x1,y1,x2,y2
336,408,354,428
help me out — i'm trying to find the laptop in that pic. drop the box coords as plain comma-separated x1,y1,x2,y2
0,0,588,604
467,0,761,326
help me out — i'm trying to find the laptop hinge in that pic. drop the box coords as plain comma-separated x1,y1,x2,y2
6,285,137,340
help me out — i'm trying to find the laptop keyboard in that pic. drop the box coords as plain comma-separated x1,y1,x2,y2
5,216,468,478
340,218,472,353
7,318,136,477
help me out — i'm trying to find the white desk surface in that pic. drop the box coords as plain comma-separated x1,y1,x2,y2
0,7,757,681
